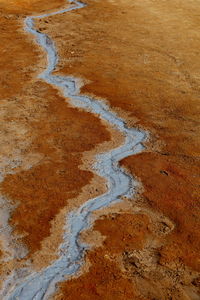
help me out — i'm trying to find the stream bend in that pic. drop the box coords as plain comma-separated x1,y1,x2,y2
3,1,147,299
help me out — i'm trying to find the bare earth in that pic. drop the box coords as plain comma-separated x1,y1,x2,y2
0,0,200,299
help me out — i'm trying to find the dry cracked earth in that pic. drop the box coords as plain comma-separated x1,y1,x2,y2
0,0,200,299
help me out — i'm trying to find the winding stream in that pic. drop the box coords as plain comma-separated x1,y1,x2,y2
3,1,147,299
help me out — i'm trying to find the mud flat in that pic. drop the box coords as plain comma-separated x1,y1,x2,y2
1,1,147,297
38,0,200,299
0,0,200,299
0,0,110,295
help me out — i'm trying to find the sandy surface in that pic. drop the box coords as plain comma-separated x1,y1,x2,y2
0,0,200,299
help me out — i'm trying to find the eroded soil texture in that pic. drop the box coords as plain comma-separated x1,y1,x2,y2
0,0,200,299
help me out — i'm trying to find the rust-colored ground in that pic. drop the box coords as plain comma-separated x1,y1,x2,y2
54,213,150,300
34,0,199,298
122,152,200,272
0,0,200,299
0,0,110,269
1,81,110,253
55,250,146,300
54,211,200,299
0,0,66,14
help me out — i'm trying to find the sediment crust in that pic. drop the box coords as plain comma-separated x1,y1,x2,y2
0,0,111,295
0,0,200,299
1,0,147,299
42,0,199,299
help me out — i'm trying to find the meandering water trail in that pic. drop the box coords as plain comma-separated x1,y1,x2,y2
2,1,147,299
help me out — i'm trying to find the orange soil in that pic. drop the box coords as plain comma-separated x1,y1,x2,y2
55,210,200,299
0,0,200,298
93,213,150,254
0,15,39,99
33,0,200,298
55,211,199,299
39,0,200,267
1,81,110,254
55,250,146,300
122,152,200,271
0,0,110,258
0,0,66,14
55,214,149,300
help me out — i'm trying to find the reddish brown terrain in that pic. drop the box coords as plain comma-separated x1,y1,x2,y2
0,0,200,299
0,0,110,282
